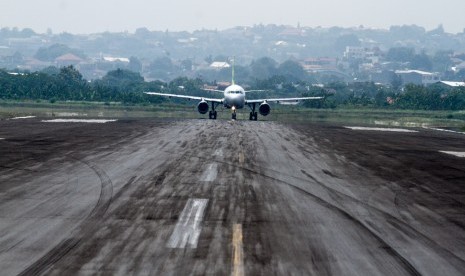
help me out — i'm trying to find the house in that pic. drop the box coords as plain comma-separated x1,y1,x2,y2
55,53,83,67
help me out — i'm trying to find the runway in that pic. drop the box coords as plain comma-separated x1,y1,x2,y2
0,118,464,275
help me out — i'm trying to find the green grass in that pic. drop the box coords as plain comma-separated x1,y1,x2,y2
1,100,464,129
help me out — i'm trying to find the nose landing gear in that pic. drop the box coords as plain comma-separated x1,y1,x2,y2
231,106,237,120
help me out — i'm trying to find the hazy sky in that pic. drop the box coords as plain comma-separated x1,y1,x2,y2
1,0,464,34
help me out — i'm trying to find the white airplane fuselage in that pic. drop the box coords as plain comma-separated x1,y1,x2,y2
223,84,245,109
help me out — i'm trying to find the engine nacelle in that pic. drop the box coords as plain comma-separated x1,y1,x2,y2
197,100,209,114
259,102,271,116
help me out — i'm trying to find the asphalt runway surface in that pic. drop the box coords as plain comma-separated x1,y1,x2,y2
0,117,464,275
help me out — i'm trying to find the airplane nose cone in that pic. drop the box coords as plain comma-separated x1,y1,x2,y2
227,95,243,108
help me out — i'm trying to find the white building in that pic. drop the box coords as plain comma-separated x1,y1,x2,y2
436,81,465,87
209,62,230,69
395,70,441,85
344,46,366,60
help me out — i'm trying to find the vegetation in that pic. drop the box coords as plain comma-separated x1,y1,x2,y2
0,66,164,104
1,66,465,113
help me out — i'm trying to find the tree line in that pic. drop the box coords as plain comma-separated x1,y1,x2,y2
1,66,465,111
0,66,165,104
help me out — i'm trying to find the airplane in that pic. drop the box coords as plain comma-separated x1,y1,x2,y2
145,60,323,120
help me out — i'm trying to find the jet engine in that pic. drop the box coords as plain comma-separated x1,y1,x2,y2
259,102,271,116
197,100,209,114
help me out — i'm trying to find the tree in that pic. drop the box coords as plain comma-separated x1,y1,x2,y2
386,47,415,62
180,59,193,71
135,27,151,37
411,52,433,71
334,34,361,52
432,50,453,72
34,44,85,61
20,28,36,37
41,66,60,75
128,56,142,73
250,57,278,80
97,68,145,94
147,56,177,81
101,68,144,83
390,73,403,91
389,25,426,39
277,60,306,81
58,65,84,84
395,84,441,110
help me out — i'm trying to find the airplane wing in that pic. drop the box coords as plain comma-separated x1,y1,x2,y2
244,90,268,93
202,88,225,93
145,92,223,103
245,96,323,104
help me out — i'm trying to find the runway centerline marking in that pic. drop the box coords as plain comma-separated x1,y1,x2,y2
202,163,218,181
440,151,465,158
167,198,209,249
232,224,244,276
345,126,418,133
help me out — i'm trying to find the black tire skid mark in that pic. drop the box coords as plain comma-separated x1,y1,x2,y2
18,157,113,276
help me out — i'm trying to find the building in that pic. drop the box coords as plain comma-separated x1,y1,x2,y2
55,53,83,67
344,46,366,60
301,57,337,72
395,70,441,85
103,57,130,63
435,81,465,88
209,62,230,69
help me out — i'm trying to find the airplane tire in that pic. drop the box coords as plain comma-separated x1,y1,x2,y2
213,111,217,120
250,112,258,121
232,113,236,120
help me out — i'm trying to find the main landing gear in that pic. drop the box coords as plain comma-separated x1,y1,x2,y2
209,102,218,119
209,110,217,119
248,103,258,121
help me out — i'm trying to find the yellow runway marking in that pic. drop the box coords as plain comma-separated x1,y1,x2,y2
232,224,244,276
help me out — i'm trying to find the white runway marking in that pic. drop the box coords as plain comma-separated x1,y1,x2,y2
440,151,465,158
345,126,418,133
423,127,465,135
11,116,36,120
166,198,209,249
201,163,218,181
42,119,117,123
0,138,4,140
